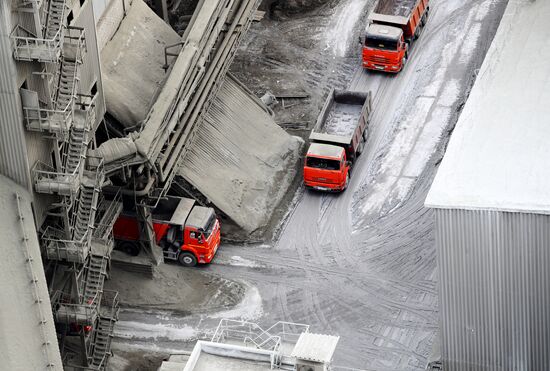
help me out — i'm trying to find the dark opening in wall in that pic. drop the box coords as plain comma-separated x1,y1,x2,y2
91,81,98,96
80,0,86,7
51,149,58,171
67,11,74,26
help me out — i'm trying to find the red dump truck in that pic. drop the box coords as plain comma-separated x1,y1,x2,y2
362,0,430,72
113,196,221,267
303,89,372,192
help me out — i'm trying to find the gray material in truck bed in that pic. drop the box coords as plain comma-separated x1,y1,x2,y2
374,0,418,17
310,89,371,146
320,104,363,137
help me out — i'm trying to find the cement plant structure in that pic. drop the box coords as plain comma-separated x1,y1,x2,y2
0,0,281,369
426,0,550,369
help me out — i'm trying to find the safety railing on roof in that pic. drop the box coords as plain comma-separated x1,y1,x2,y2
10,24,63,62
261,321,310,344
211,319,280,352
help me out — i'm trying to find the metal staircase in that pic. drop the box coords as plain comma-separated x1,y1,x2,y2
73,177,98,242
54,52,79,111
21,27,84,137
90,317,115,369
44,0,66,41
90,291,119,370
11,2,119,370
83,255,107,304
65,124,88,176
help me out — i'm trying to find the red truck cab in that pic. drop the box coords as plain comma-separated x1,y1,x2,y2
304,143,350,192
113,196,220,267
362,0,430,73
363,24,407,72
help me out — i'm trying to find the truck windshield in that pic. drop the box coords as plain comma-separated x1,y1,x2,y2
365,36,398,51
306,157,341,170
202,212,216,238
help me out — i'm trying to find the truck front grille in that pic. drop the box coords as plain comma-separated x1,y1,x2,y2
368,55,391,64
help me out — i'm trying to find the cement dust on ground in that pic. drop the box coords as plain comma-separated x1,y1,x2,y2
109,0,509,369
104,264,244,313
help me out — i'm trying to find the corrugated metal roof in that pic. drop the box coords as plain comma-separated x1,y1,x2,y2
290,333,339,363
426,0,550,215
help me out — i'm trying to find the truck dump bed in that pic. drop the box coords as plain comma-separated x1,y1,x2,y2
310,89,371,146
374,0,418,17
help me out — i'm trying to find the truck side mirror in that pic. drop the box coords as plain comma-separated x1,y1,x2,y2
345,161,352,167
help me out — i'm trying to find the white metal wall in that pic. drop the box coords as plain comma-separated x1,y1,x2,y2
74,0,106,130
0,1,32,190
435,208,550,370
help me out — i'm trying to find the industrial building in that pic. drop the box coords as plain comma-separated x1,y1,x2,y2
3,0,545,369
159,319,340,371
1,0,121,368
0,0,301,368
425,0,550,369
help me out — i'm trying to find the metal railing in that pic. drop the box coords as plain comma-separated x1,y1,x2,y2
32,160,81,196
73,92,97,128
93,189,122,243
100,290,120,320
212,319,311,353
260,321,310,344
22,100,73,137
22,26,87,137
10,24,63,62
211,320,275,352
42,225,90,263
52,290,100,326
14,0,43,8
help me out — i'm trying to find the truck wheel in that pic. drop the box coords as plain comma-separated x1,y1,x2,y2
343,173,350,191
356,139,365,156
118,241,140,256
178,252,197,267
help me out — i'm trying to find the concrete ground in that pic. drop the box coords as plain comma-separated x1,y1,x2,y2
109,0,508,369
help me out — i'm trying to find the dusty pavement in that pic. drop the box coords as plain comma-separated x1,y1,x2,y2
104,263,244,314
110,0,507,370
